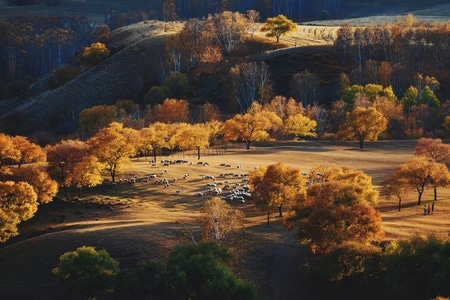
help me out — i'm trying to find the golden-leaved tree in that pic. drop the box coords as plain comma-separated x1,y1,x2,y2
283,113,317,140
0,181,38,242
338,106,388,149
0,133,57,242
285,165,384,254
414,137,450,200
224,102,282,149
200,197,245,246
139,122,170,162
46,139,103,195
392,156,450,206
260,14,297,43
87,122,137,182
249,162,306,226
177,123,210,160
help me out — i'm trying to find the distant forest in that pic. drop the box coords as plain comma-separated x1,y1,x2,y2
163,0,449,20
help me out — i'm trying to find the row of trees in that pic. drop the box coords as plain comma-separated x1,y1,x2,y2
334,15,450,95
383,137,450,208
248,162,384,254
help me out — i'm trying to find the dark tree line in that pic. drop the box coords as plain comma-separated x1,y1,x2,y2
169,0,349,20
0,16,96,83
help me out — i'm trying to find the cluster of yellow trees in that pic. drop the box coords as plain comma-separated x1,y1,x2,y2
0,133,57,242
382,138,450,208
248,162,384,254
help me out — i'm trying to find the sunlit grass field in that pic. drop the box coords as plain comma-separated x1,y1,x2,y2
1,140,449,299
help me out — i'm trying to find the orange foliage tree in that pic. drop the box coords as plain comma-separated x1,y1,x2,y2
87,122,137,182
139,122,170,162
0,180,38,242
0,133,56,242
393,156,450,205
149,98,190,124
46,139,103,195
414,138,450,200
249,162,306,226
177,123,210,160
224,102,281,149
285,165,383,254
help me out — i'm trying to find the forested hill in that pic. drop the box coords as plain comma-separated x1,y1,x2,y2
0,21,174,137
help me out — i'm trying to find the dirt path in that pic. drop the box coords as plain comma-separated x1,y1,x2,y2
268,229,313,300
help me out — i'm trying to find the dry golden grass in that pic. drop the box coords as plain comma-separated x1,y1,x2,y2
1,140,449,299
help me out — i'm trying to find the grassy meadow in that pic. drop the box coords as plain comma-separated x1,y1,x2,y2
0,140,450,299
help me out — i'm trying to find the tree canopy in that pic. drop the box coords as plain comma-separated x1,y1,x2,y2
338,107,388,149
260,14,297,43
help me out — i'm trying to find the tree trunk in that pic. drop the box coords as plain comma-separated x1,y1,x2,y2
417,191,423,205
197,148,201,160
267,211,270,227
278,205,283,217
398,196,402,211
359,138,364,149
434,188,437,201
246,141,251,150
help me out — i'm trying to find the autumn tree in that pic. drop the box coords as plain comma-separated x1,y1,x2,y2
401,86,419,113
210,11,248,54
372,96,406,140
0,180,38,242
176,123,210,159
249,162,306,226
263,96,304,121
46,139,103,195
11,135,46,167
338,106,388,149
81,42,110,67
283,113,317,140
380,174,408,211
260,14,297,43
87,122,137,182
195,102,222,123
414,138,450,200
166,18,217,72
139,122,169,162
200,197,244,245
9,165,58,204
246,10,260,38
78,105,118,139
0,133,20,174
285,165,384,254
224,102,282,149
393,157,449,205
204,120,224,146
415,138,450,163
444,116,450,136
148,98,190,124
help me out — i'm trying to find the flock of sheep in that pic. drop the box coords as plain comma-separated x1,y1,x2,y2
112,158,255,204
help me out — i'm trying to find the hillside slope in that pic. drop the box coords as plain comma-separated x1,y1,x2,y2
0,21,174,136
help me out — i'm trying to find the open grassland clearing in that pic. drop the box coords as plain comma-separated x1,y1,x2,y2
1,140,450,299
